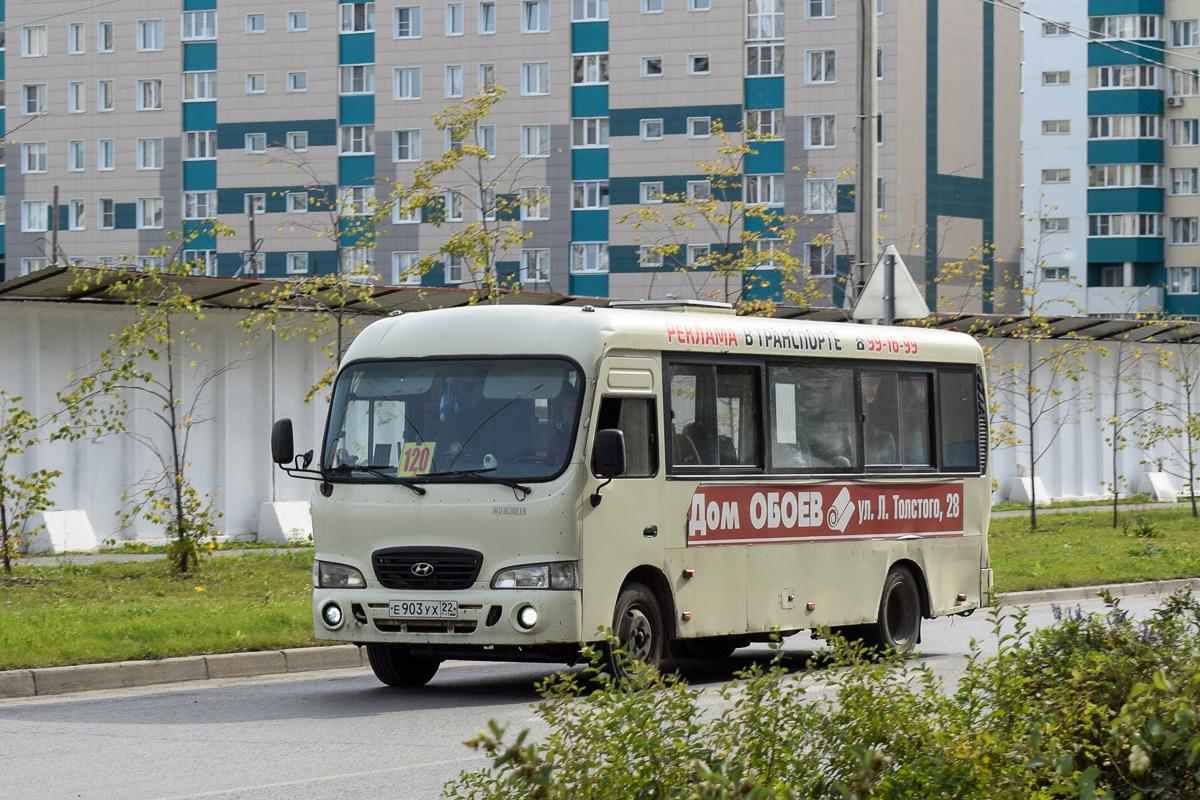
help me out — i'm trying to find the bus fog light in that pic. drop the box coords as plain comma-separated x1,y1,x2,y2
321,602,345,629
515,605,538,631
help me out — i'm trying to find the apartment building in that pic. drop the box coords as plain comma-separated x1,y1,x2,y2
3,1,1019,311
1024,0,1200,318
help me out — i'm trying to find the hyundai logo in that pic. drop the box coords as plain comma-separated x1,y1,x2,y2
411,562,435,577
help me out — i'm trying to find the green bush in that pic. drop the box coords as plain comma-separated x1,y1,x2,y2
445,590,1200,800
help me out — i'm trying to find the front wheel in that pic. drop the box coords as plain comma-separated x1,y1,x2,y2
605,582,664,679
861,565,922,654
365,644,441,687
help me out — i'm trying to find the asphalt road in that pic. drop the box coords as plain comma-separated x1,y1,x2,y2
0,592,1169,800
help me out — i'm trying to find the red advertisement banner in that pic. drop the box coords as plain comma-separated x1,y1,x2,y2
686,481,965,546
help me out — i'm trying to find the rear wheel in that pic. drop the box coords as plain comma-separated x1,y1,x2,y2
860,566,922,653
605,582,664,679
365,644,441,687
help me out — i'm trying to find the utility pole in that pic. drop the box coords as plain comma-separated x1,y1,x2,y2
51,185,60,266
852,0,878,305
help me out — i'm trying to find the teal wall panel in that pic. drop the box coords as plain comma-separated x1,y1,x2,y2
744,78,784,109
571,86,609,116
1086,236,1164,262
183,160,217,190
569,273,609,297
610,105,740,137
1088,139,1164,164
1088,89,1163,115
339,33,374,63
572,22,608,53
183,43,217,72
572,210,609,240
184,102,217,131
339,95,375,124
1086,187,1163,213
744,140,784,174
571,148,609,179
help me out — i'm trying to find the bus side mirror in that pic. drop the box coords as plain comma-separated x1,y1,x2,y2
272,418,295,465
593,429,627,479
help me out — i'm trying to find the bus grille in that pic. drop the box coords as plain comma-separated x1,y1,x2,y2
372,547,483,590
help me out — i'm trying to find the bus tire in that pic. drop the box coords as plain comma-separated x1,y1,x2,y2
365,644,441,687
862,565,921,654
606,582,664,678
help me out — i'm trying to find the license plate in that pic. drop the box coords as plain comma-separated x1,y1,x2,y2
388,600,459,619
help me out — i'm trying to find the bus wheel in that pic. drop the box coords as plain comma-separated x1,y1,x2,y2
607,583,664,678
365,644,441,687
863,566,921,654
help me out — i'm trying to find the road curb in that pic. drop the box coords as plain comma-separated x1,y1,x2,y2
2,577,1196,700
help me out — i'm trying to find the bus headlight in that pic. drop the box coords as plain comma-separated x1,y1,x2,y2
491,562,578,590
314,560,367,589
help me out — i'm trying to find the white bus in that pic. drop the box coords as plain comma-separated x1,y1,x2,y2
272,302,992,686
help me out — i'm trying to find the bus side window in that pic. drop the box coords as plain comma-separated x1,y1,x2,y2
768,363,858,472
594,397,658,478
938,370,980,471
668,363,761,469
861,370,933,467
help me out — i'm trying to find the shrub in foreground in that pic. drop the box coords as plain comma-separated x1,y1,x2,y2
445,590,1200,800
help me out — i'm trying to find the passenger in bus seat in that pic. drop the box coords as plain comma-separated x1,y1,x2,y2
682,422,715,464
810,417,853,468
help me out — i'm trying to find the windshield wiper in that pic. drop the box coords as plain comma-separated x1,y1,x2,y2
327,465,427,496
420,468,531,496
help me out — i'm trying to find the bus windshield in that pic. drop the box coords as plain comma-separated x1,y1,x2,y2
323,358,583,482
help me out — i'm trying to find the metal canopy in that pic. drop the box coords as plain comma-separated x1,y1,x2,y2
3,267,1200,344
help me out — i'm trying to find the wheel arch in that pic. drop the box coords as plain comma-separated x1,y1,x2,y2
890,558,932,619
621,565,677,640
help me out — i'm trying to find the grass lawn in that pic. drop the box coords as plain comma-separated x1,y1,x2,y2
1,508,1199,670
0,551,319,671
989,506,1200,592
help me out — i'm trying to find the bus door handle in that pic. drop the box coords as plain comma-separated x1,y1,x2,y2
643,525,658,538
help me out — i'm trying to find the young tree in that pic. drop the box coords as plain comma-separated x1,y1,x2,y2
400,86,547,303
618,120,823,314
66,239,238,573
0,393,60,575
1139,339,1200,517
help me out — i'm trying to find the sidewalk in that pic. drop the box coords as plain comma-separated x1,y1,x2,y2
1,574,1194,701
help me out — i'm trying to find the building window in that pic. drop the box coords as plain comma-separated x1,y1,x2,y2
1042,70,1069,86
287,72,308,92
687,244,711,267
478,1,496,33
1170,217,1199,244
98,80,115,112
573,117,609,147
244,13,266,33
395,67,422,99
1171,20,1199,48
185,131,217,159
98,199,115,230
67,82,85,113
181,251,217,276
573,0,609,21
1088,115,1162,140
21,142,47,174
473,125,495,157
98,139,116,170
65,199,85,231
687,117,712,138
1172,119,1199,146
807,49,836,83
341,3,375,32
340,125,376,154
97,21,114,52
1041,266,1069,281
639,246,663,270
643,0,663,12
522,62,550,95
1041,168,1070,184
21,201,48,232
1090,64,1160,89
520,249,550,283
286,192,309,213
746,109,784,136
137,197,165,229
641,56,663,77
344,186,376,216
395,203,421,224
137,19,164,51
806,241,836,276
393,252,422,285
523,0,550,32
246,73,266,94
22,84,46,115
1041,217,1069,234
807,0,835,20
640,181,664,204
573,180,609,209
574,54,609,85
571,242,609,273
445,2,464,35
1042,119,1070,135
183,71,217,101
805,114,836,148
478,62,497,90
21,25,47,57
748,174,785,206
181,11,217,41
289,12,309,31
137,79,163,110
687,180,711,200
688,54,711,75
339,65,374,94
443,190,464,222
640,118,664,140
68,22,85,54
1088,213,1163,237
20,259,49,276
1088,164,1162,188
245,133,267,153
394,129,421,161
287,131,308,152
445,65,463,97
1171,167,1199,195
136,138,164,170
749,0,785,37
746,44,785,76
183,191,216,220
519,187,550,220
1173,69,1200,98
1042,20,1069,36
396,6,422,37
245,193,266,215
520,124,551,157
1168,266,1199,294
690,0,711,9
1089,15,1161,41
